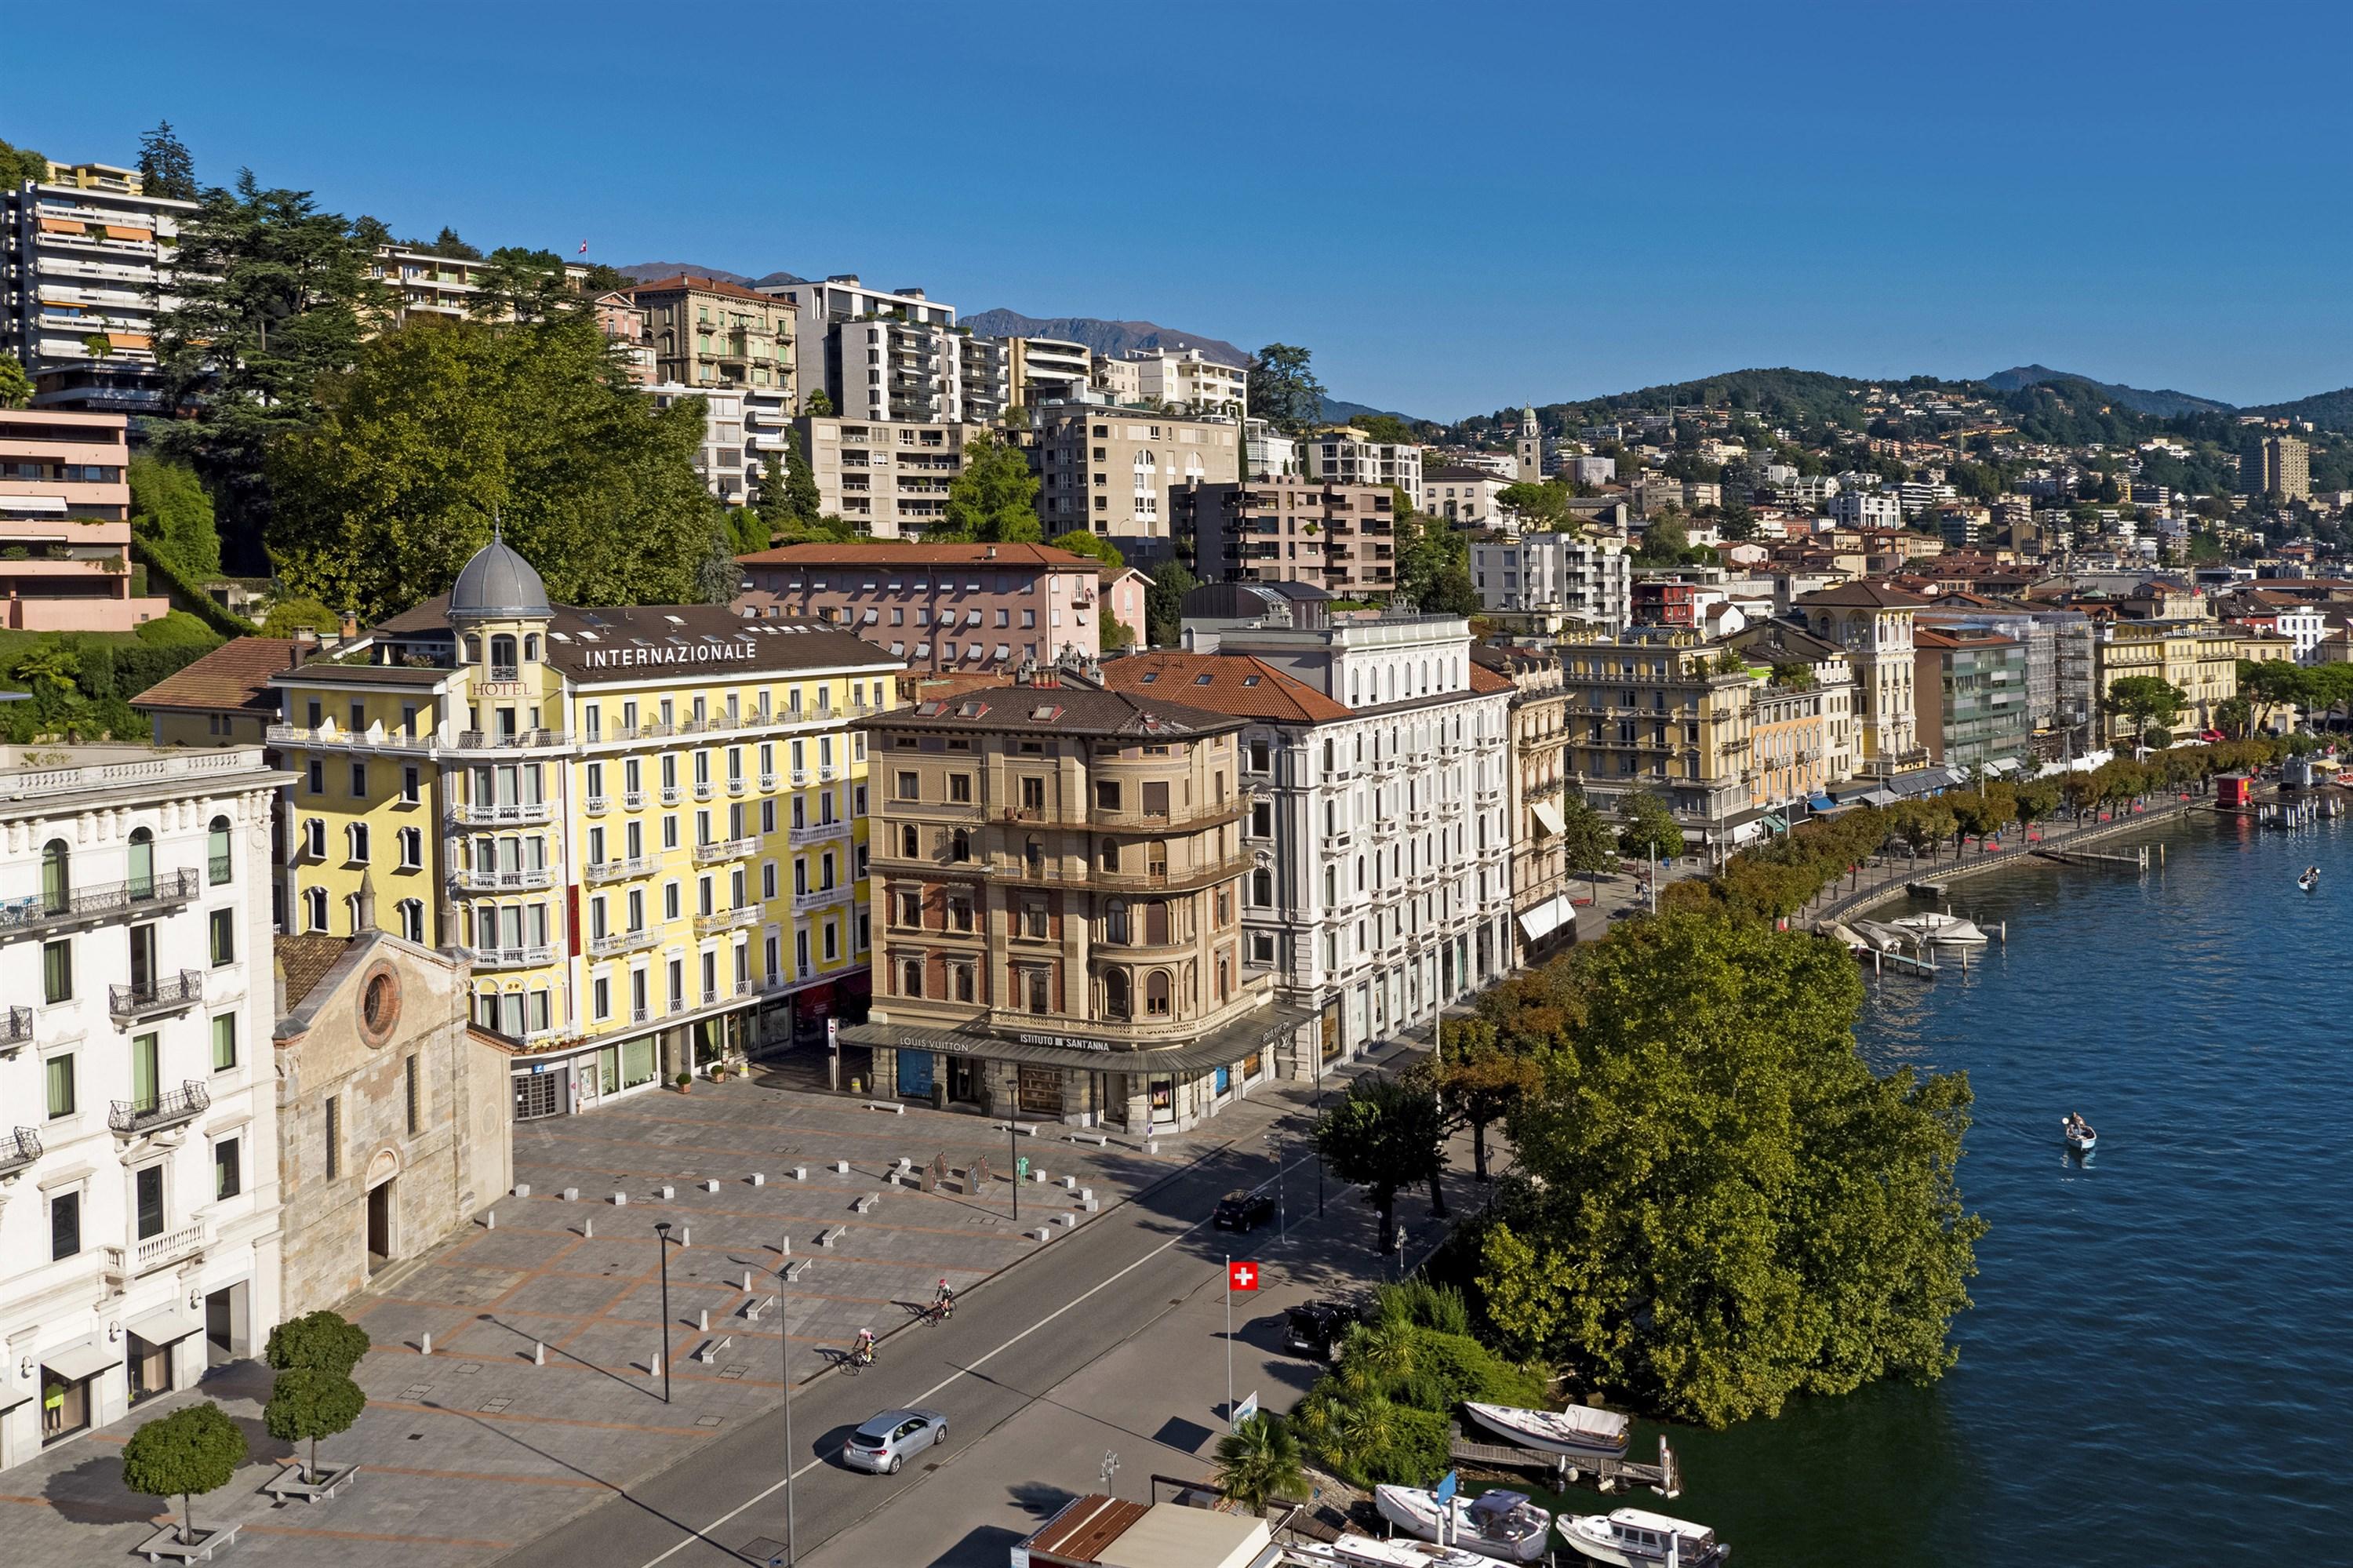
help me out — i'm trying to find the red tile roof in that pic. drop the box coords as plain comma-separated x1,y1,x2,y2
1100,652,1351,722
625,274,780,306
132,637,304,713
740,542,1095,569
1467,662,1513,695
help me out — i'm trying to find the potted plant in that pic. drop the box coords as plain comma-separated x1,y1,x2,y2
675,1070,693,1093
707,1064,728,1083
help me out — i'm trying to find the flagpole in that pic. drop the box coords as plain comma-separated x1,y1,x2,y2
1225,1254,1233,1424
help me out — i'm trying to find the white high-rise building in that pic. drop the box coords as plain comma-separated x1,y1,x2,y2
0,162,199,413
1307,431,1422,508
0,744,289,1474
1470,532,1633,631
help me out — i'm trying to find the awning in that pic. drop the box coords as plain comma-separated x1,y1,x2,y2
40,1335,117,1384
1,496,70,515
1857,788,1899,807
841,1000,1317,1076
1809,795,1837,812
1762,813,1788,832
1530,799,1566,836
1516,893,1579,944
103,224,150,242
127,1302,206,1348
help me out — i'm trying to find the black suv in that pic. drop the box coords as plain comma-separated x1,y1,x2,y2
1212,1188,1277,1231
1284,1300,1358,1358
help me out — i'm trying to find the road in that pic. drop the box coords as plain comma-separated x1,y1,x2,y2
499,1047,1454,1568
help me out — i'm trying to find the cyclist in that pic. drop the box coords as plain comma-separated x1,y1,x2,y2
852,1326,876,1367
933,1279,956,1321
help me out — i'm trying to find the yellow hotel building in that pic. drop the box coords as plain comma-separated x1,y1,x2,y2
267,538,901,1120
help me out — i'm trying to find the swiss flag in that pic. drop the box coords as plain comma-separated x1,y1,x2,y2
1228,1261,1260,1292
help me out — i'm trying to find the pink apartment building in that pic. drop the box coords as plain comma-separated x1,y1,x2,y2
735,542,1147,671
0,407,171,631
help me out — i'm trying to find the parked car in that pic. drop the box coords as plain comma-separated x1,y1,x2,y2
1213,1188,1277,1231
1284,1300,1358,1359
842,1407,948,1474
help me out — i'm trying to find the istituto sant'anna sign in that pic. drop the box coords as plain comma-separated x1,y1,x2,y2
580,642,761,671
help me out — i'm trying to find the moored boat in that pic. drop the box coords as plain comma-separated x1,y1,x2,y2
2064,1116,2097,1156
1373,1485,1552,1563
1886,911,1988,945
1461,1400,1631,1461
1318,1533,1493,1568
1558,1508,1729,1567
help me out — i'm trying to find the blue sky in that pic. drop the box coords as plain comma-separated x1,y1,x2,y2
11,1,2351,418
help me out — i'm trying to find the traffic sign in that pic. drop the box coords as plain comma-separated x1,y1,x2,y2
1232,1390,1258,1428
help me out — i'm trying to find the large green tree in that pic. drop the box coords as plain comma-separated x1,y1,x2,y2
939,436,1042,542
0,351,31,409
136,121,198,201
471,246,583,325
2102,674,2185,744
129,457,222,577
1497,480,1571,529
122,1402,247,1547
1246,343,1325,431
1392,506,1479,616
1314,1072,1449,1254
264,1367,368,1484
1558,793,1620,903
1480,912,1982,1425
267,313,720,618
152,172,390,548
0,136,49,191
1144,558,1198,648
1616,788,1686,864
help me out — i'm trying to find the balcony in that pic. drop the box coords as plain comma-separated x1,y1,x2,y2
452,728,570,751
793,885,849,913
726,777,747,796
0,869,200,943
449,800,554,827
266,723,436,754
584,855,658,885
660,786,684,806
464,944,555,970
694,908,759,936
693,837,758,865
585,795,609,814
108,1080,208,1137
453,867,555,893
119,1218,207,1275
790,818,852,848
693,782,715,801
624,790,648,809
0,1126,41,1177
758,773,780,791
588,928,660,958
110,970,203,1023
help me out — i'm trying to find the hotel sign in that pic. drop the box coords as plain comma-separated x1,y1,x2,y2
582,642,759,671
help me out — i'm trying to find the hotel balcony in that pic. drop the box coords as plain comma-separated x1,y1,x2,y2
267,723,435,754
693,837,758,865
583,855,659,886
0,869,199,944
109,970,203,1023
694,908,759,936
0,1126,42,1177
464,944,555,970
107,1080,208,1137
789,818,853,848
588,928,661,959
453,866,555,893
793,885,849,914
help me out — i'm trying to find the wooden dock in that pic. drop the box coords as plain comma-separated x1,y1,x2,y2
1447,1427,1682,1499
2030,844,2151,871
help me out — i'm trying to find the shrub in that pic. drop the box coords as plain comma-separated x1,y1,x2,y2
266,1309,371,1377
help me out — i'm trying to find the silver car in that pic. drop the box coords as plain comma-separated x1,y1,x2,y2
842,1407,947,1474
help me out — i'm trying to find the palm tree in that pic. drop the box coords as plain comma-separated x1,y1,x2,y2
1213,1412,1307,1512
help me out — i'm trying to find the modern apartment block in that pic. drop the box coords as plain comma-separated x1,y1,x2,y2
1829,490,1905,529
2246,435,2311,500
1118,347,1246,417
782,414,990,538
1184,480,1398,597
267,539,903,1119
1916,598,2096,744
0,407,171,631
1002,337,1092,409
734,542,1121,671
846,663,1300,1130
627,275,796,398
649,384,751,506
1306,431,1422,508
1555,629,1762,853
0,161,198,413
369,246,591,329
1912,626,2030,772
758,275,1003,424
1177,588,1517,1041
0,743,288,1474
1244,418,1299,479
1468,531,1632,631
1031,403,1242,560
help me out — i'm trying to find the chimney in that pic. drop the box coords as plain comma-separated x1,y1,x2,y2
984,544,997,561
293,627,318,649
340,615,358,641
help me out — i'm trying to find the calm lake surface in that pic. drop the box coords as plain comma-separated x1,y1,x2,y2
1638,809,2353,1566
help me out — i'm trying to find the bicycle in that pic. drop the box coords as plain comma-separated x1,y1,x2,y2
926,1296,955,1326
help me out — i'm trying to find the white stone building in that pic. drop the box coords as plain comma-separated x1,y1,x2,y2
0,744,288,1474
1307,431,1423,508
1470,532,1633,631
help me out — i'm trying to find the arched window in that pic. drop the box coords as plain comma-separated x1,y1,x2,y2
207,816,232,885
1143,900,1170,945
40,838,70,911
900,824,919,858
1355,856,1366,891
464,636,482,664
1147,839,1168,877
303,886,328,933
523,634,540,662
347,822,370,863
1104,970,1131,1020
397,899,425,942
1217,954,1231,1002
1100,838,1120,872
1324,865,1337,905
951,828,971,863
900,958,924,998
1144,970,1172,1017
1105,900,1130,944
346,893,367,932
127,826,155,899
489,634,518,675
1251,868,1272,907
1024,835,1043,869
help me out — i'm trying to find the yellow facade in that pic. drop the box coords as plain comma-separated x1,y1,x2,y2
2092,620,2238,743
271,577,900,1107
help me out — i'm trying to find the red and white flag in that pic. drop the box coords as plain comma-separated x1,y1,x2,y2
577,242,589,256
1228,1261,1260,1292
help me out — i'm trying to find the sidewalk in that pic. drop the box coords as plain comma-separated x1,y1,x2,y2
0,1037,1432,1568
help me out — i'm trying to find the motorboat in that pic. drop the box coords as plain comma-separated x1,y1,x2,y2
2299,868,2321,892
2064,1117,2097,1156
1314,1534,1493,1568
1461,1401,1631,1462
1884,911,1988,945
1373,1485,1552,1563
1558,1508,1729,1567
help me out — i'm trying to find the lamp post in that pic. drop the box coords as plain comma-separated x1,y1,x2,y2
776,1245,797,1565
1313,1028,1327,1218
1266,1130,1285,1248
1010,1115,1019,1223
653,1221,675,1405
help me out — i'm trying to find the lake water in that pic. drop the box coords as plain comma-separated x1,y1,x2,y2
1639,809,2353,1566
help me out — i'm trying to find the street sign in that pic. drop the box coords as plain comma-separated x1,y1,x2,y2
1228,1261,1260,1292
1435,1470,1458,1505
1232,1390,1258,1428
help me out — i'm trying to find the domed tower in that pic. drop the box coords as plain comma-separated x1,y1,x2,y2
448,530,554,742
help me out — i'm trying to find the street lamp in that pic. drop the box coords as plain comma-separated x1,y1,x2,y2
1265,1130,1285,1247
653,1221,675,1405
776,1243,798,1565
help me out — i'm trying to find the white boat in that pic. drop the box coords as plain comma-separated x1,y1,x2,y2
1885,911,1987,945
1317,1533,1493,1568
2064,1118,2097,1155
1373,1485,1552,1563
1558,1508,1729,1567
1461,1400,1631,1461
2299,870,2320,892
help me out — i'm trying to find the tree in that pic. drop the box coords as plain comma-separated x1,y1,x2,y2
129,458,222,577
2238,658,2308,734
137,121,198,201
1351,413,1416,444
261,595,342,638
267,1309,372,1376
471,247,580,325
2214,694,2253,741
0,352,31,409
264,1367,368,1485
426,225,482,260
1497,481,1570,529
1246,344,1325,431
1393,509,1478,617
1433,1021,1541,1182
939,436,1042,543
1100,616,1136,652
0,135,49,191
1048,530,1125,572
1633,512,1691,564
152,172,391,549
1482,911,1981,1425
754,431,826,537
267,313,722,619
2102,675,2185,747
1212,1412,1306,1511
1314,1072,1448,1255
122,1401,247,1546
1145,558,1198,648
1478,1220,1572,1362
1558,793,1619,906
803,388,834,417
1616,788,1686,864
1718,500,1759,542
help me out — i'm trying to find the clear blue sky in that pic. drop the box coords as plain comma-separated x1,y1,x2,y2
11,1,2351,418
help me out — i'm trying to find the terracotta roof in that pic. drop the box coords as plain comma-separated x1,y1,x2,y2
132,638,303,714
1467,662,1513,695
625,273,780,306
275,933,352,1012
1795,581,1930,609
739,543,1095,570
875,672,1240,740
1915,626,2017,650
1100,652,1351,722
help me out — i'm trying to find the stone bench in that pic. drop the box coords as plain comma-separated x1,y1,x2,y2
694,1336,733,1364
260,1464,361,1505
817,1226,845,1249
865,1101,905,1115
784,1258,810,1282
852,1193,880,1214
999,1121,1040,1137
1067,1131,1110,1148
137,1523,243,1563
